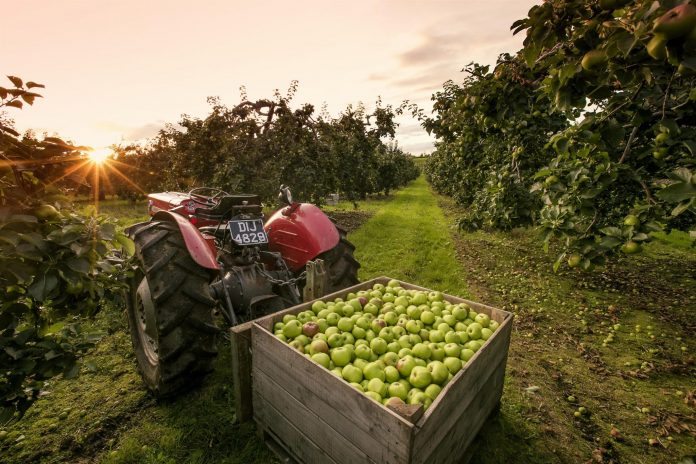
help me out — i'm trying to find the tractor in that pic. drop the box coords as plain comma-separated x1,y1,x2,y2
124,185,359,396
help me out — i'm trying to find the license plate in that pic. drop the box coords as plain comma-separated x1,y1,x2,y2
228,219,268,246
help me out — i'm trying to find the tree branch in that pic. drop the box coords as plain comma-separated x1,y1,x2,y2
618,126,638,164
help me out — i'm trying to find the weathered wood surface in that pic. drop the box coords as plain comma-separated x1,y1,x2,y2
253,324,412,464
229,321,254,422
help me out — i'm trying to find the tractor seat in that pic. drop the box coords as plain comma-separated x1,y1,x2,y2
196,194,262,218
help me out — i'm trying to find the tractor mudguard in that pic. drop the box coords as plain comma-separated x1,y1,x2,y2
264,203,339,273
150,211,220,270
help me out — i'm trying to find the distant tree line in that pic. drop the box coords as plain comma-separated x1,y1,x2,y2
112,84,420,205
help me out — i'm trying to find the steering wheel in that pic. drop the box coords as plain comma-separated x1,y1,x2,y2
188,187,230,207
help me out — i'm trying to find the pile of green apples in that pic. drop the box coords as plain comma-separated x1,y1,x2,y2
273,280,500,410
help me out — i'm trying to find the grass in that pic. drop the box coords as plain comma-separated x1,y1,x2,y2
2,179,695,463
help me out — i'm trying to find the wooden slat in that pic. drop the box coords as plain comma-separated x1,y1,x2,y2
230,321,254,422
255,399,337,464
252,324,413,464
416,356,507,464
411,314,513,463
254,368,376,464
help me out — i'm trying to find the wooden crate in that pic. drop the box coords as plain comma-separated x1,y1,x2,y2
251,276,513,464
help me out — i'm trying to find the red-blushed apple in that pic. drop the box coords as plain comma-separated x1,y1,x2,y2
371,318,387,333
309,339,329,355
397,355,417,377
302,321,320,337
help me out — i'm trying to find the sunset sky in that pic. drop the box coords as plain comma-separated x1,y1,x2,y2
3,0,537,155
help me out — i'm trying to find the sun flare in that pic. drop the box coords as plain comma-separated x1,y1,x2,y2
87,147,112,164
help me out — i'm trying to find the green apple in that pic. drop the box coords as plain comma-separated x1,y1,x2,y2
466,322,483,340
342,364,363,383
420,310,435,325
392,325,406,337
452,305,468,320
365,329,376,342
474,313,490,328
408,334,422,345
424,383,442,401
297,311,314,324
481,328,493,341
428,330,445,343
398,348,412,358
352,326,367,340
283,319,302,338
311,300,326,314
384,311,399,326
354,343,371,360
364,303,379,316
409,366,432,389
388,381,408,400
274,322,284,332
363,361,386,381
488,320,500,331
396,355,417,377
398,334,412,349
327,333,345,348
355,317,370,330
289,340,304,353
443,343,461,358
444,331,460,344
382,351,399,367
443,315,457,327
311,352,330,369
414,358,426,368
460,349,475,362
295,334,310,346
326,312,340,326
457,331,469,344
465,340,483,352
387,279,400,288
384,365,400,382
331,347,351,367
370,337,388,355
371,319,387,333
353,358,368,370
379,327,395,343
411,292,428,305
406,320,420,334
282,314,297,324
350,382,364,392
443,356,462,375
367,378,388,397
412,343,432,360
275,333,287,342
428,291,444,302
427,361,449,385
394,296,409,308
407,387,423,401
429,343,446,361
364,391,382,403
387,341,401,353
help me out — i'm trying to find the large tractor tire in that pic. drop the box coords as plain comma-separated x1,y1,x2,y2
126,220,218,397
318,228,360,293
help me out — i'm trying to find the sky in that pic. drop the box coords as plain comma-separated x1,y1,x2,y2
2,0,538,155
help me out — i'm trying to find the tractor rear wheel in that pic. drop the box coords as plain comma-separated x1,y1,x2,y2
126,220,218,397
319,229,360,293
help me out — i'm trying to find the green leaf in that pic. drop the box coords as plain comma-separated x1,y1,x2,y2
98,223,115,241
600,236,622,248
600,227,623,237
656,181,696,202
63,363,80,380
115,233,135,256
28,272,59,301
66,258,90,274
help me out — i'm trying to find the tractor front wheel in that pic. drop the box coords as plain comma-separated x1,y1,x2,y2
126,221,218,397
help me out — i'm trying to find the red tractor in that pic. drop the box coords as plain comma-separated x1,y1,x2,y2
125,186,359,396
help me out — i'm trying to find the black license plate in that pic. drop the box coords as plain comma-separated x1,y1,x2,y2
228,219,268,246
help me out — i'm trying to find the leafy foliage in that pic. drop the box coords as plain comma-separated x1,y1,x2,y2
112,85,419,206
425,0,696,268
423,58,568,230
0,76,130,422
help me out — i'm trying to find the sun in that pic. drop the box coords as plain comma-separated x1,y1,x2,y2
87,147,112,164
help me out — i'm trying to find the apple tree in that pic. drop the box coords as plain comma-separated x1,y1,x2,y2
0,76,131,422
423,57,568,230
514,0,696,269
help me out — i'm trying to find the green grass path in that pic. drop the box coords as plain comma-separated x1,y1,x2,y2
349,175,470,298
